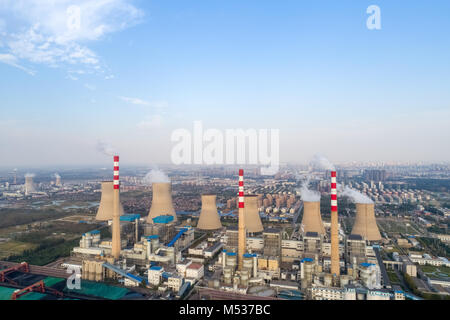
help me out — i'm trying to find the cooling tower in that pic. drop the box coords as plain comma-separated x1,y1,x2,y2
197,194,222,230
351,203,381,241
95,181,124,221
244,195,264,233
147,182,177,223
301,201,325,235
55,176,62,187
24,176,36,195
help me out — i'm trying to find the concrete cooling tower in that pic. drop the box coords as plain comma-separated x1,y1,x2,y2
302,201,325,235
147,182,177,223
244,195,264,233
24,176,36,195
197,194,222,230
96,181,124,221
55,175,62,187
351,203,381,241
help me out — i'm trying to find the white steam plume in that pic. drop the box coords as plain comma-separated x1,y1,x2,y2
143,168,170,184
96,141,116,156
310,154,335,171
24,173,35,178
54,173,61,179
341,186,373,204
297,175,321,202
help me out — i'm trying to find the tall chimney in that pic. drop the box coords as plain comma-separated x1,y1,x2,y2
302,201,325,235
147,182,177,223
351,203,381,241
112,155,121,260
238,169,246,271
197,194,222,230
330,170,340,276
135,217,139,243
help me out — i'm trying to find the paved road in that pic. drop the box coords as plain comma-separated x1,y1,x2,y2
373,248,391,288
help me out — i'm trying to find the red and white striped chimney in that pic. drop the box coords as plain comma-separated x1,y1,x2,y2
113,155,119,190
330,170,340,276
238,169,244,208
238,169,246,270
331,171,337,211
112,155,121,260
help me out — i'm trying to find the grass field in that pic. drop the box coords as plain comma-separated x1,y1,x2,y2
0,224,30,238
0,240,37,259
377,219,418,234
0,218,102,261
420,265,450,279
386,270,401,284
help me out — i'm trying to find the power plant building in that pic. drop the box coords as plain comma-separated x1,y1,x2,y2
263,228,282,259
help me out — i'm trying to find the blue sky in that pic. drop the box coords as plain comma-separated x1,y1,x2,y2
0,0,449,167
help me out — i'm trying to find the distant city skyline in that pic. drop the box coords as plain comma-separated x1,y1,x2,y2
1,1,450,166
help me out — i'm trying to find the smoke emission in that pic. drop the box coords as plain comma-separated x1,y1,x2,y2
143,169,170,184
310,154,335,171
96,141,116,156
54,173,61,178
24,173,35,178
297,175,321,202
341,186,373,204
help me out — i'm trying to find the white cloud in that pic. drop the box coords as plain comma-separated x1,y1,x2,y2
120,96,150,106
0,53,35,75
0,0,143,74
120,96,168,108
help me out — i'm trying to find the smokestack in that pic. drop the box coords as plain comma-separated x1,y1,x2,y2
147,182,177,223
352,203,381,241
302,201,325,235
112,155,121,260
197,194,222,230
244,195,264,233
135,217,139,243
330,170,340,276
95,181,125,221
238,169,246,271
